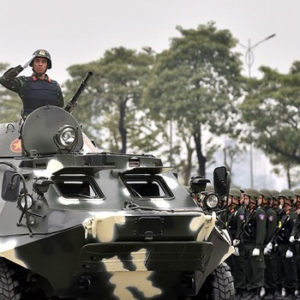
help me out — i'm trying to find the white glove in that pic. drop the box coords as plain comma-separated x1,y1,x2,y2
233,247,239,256
264,247,271,255
266,242,273,251
232,239,240,246
22,55,35,69
289,236,295,243
252,248,260,256
286,249,293,258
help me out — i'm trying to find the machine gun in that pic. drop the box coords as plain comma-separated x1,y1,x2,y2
65,71,93,113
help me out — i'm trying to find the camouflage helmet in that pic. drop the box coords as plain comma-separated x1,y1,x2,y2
259,189,272,200
279,189,294,200
30,49,52,69
229,187,241,200
270,189,279,200
205,184,214,193
243,188,259,201
293,188,300,198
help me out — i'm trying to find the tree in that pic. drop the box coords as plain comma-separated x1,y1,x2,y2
0,63,22,122
144,22,243,177
240,61,300,186
64,47,156,153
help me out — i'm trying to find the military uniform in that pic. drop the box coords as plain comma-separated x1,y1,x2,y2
226,188,243,289
274,190,298,298
0,49,64,118
291,188,300,296
260,189,279,299
240,189,266,299
230,204,247,298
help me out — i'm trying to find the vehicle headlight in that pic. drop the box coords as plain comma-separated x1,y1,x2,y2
55,125,78,150
19,195,33,209
204,193,219,209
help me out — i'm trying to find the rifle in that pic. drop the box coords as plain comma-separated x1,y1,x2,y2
236,208,256,240
65,71,93,113
268,213,289,245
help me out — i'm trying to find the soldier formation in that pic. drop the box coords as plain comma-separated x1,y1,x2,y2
189,183,300,300
226,187,300,300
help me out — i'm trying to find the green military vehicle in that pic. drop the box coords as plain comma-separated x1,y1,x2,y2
0,76,234,300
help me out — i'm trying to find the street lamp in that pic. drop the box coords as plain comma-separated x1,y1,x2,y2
239,33,276,188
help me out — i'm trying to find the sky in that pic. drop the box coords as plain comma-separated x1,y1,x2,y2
1,0,299,189
1,0,299,82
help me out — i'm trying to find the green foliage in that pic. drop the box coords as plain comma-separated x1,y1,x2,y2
144,22,243,175
64,47,159,153
240,61,300,187
0,63,22,122
240,62,300,165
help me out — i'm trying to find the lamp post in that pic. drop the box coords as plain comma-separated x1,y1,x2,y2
240,34,276,188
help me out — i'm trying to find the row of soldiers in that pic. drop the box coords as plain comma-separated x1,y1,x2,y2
224,187,300,300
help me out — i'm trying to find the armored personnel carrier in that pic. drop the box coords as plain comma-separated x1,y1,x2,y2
0,77,234,300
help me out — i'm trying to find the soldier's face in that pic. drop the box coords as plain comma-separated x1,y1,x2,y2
284,200,292,211
33,57,48,74
273,199,279,209
279,197,285,207
240,195,244,205
262,197,269,206
249,198,256,210
244,195,250,206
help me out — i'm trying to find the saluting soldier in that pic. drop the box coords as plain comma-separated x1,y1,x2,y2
0,49,64,118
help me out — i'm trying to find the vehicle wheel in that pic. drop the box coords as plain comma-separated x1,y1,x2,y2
197,262,235,300
0,258,21,300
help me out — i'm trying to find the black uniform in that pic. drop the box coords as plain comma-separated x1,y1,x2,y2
241,206,266,295
263,205,279,298
227,205,247,297
274,210,298,296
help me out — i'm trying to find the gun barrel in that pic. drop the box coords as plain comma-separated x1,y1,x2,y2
65,71,93,112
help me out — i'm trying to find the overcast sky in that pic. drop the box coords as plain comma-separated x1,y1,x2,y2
1,0,300,84
1,0,299,188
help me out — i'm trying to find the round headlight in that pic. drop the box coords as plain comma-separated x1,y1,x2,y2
20,195,33,210
55,125,78,150
204,193,219,209
59,127,76,147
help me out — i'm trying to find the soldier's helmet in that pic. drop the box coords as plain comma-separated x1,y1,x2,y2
270,189,279,200
244,188,259,201
30,49,52,69
259,189,272,201
293,188,300,198
279,189,294,200
205,184,215,193
229,187,241,200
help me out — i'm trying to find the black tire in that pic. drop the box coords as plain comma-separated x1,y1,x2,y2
0,259,21,300
198,262,235,300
